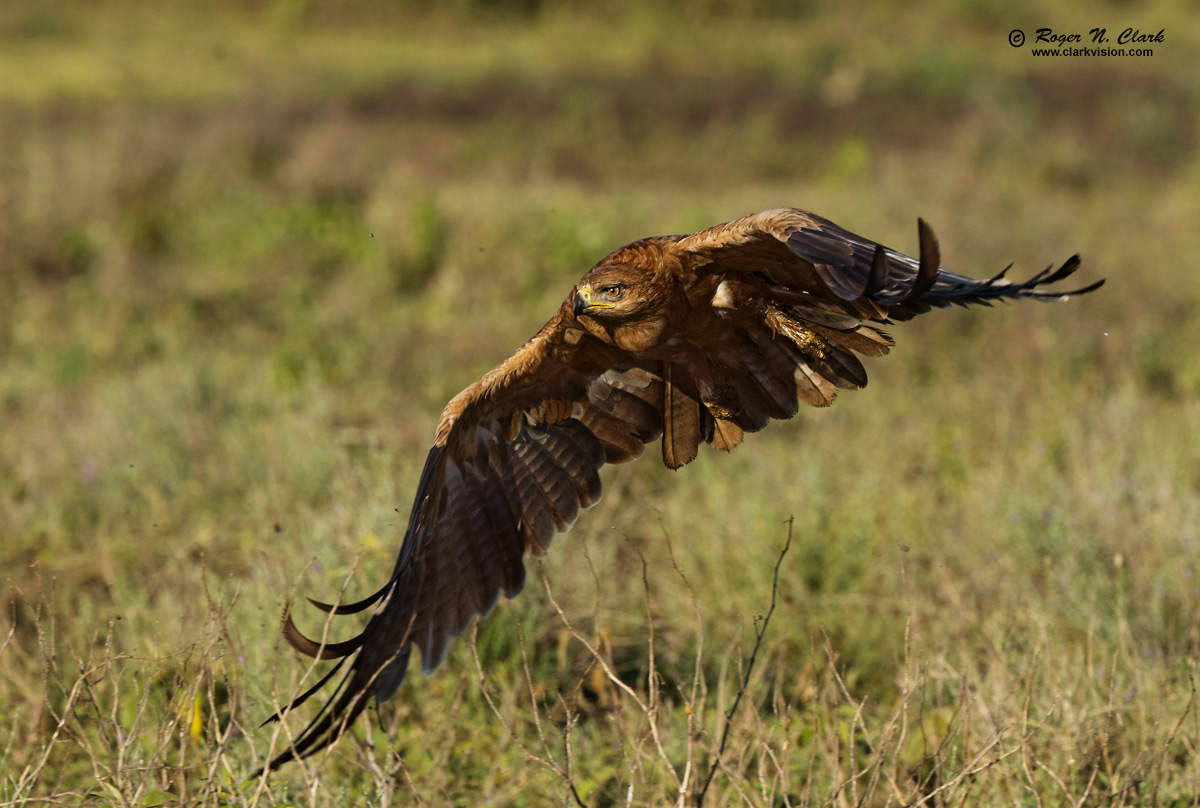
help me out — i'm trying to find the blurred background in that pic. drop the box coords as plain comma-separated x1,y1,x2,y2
2,0,1198,805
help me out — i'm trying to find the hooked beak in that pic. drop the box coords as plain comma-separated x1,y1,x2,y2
573,285,606,316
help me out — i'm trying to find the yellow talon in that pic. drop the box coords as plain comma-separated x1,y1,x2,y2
705,401,734,419
792,326,827,359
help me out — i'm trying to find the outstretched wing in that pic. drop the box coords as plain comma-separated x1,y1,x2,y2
637,208,1102,467
677,208,1101,324
267,208,1101,768
266,308,668,768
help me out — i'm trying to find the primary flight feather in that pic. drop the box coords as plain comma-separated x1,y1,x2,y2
266,207,1102,767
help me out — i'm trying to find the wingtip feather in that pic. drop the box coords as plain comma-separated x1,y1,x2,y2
901,218,941,304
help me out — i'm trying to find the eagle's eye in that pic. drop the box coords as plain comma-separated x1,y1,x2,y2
603,284,625,298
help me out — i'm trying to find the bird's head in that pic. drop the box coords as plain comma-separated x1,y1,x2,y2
572,244,668,323
572,279,632,318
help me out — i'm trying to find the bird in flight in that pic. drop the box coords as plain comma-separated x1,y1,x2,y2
266,207,1102,768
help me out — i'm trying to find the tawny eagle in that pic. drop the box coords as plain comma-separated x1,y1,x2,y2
267,208,1101,767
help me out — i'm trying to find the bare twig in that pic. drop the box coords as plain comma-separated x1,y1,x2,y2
660,523,706,804
539,553,684,793
1019,650,1046,808
469,620,587,808
696,516,794,807
1151,666,1195,808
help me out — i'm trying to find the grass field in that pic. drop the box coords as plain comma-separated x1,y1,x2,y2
2,1,1199,805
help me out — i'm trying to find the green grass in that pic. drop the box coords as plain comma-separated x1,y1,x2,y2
2,1,1199,805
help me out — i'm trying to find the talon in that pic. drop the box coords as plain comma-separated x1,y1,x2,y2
704,401,735,420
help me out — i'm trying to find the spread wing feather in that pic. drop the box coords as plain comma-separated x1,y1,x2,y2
268,208,1101,769
678,208,1102,321
267,324,666,768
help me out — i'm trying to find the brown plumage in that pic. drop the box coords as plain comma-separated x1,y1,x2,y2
266,208,1102,768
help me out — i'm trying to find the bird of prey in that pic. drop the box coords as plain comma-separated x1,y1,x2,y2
267,207,1101,768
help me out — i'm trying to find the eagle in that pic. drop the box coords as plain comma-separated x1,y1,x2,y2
266,207,1101,768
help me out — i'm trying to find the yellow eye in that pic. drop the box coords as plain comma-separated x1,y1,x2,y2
604,284,624,297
